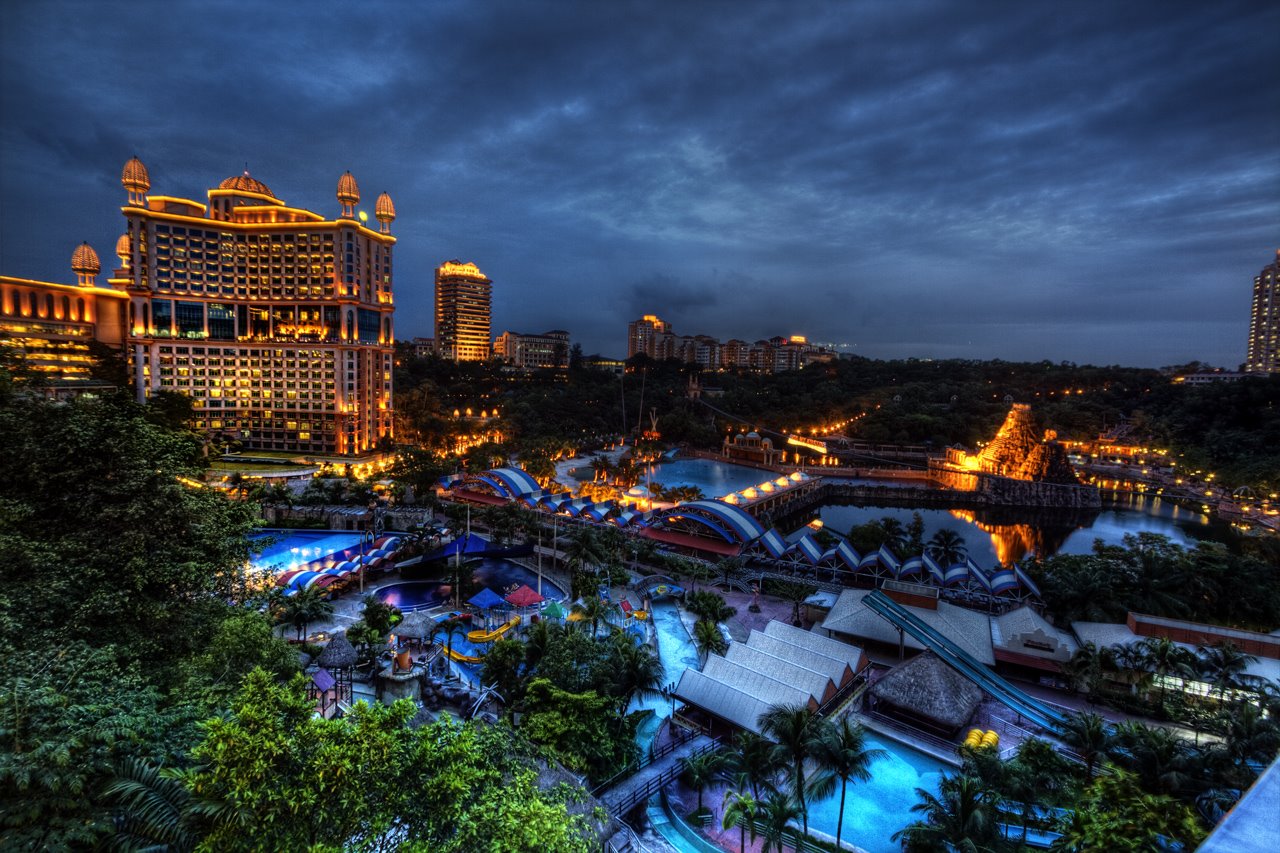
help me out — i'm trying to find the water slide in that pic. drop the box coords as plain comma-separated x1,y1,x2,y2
864,589,1069,735
466,615,521,643
444,646,485,664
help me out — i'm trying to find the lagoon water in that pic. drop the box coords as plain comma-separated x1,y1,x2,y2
650,457,1228,564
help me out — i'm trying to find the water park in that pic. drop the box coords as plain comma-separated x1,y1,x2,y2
282,442,1275,853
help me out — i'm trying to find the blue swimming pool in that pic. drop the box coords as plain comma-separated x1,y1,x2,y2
250,529,363,574
805,730,949,853
375,558,566,612
647,458,777,500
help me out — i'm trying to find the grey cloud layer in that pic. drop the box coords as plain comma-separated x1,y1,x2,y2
1,0,1276,366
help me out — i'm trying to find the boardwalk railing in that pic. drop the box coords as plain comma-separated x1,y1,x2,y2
591,723,699,795
604,739,719,816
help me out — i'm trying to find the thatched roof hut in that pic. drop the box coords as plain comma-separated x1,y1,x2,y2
396,612,434,640
868,651,982,736
316,632,358,670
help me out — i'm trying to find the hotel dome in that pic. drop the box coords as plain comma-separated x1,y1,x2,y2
121,157,150,193
337,171,360,204
219,171,275,198
71,242,100,276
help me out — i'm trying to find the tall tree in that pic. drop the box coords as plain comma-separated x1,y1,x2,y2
892,774,1004,852
757,703,821,837
806,717,886,852
720,789,759,853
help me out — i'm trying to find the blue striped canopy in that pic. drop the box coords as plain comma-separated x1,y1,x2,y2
967,558,994,592
923,553,945,586
758,529,790,558
877,544,902,574
796,536,824,564
898,555,923,579
1014,565,1042,598
944,562,969,586
835,540,861,571
990,569,1019,595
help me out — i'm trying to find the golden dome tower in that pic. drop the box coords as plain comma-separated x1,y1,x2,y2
115,233,132,270
219,170,275,198
375,192,395,234
337,170,360,218
122,156,150,205
71,242,101,286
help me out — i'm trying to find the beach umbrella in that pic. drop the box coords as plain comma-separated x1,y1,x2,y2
542,600,565,620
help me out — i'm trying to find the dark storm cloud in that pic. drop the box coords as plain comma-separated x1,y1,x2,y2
2,0,1276,366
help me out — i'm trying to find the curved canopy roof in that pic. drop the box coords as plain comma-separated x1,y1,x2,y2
649,499,766,545
478,467,541,499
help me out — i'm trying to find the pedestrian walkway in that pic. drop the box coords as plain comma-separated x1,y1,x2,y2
601,733,715,816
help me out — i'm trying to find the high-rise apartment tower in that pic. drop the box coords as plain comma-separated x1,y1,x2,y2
434,260,492,361
1246,250,1279,374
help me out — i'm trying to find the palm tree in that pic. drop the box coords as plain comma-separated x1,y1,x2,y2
570,596,616,638
681,750,725,816
1139,636,1195,707
103,758,198,851
686,590,737,624
523,618,562,670
806,717,886,851
757,703,820,837
1062,642,1117,701
278,586,333,641
693,618,728,663
724,730,785,799
755,791,803,853
608,633,663,712
1196,642,1258,705
1108,721,1197,796
715,556,745,588
892,774,1002,852
1058,711,1112,779
721,789,759,853
431,617,468,665
767,578,817,627
878,517,907,555
925,528,968,566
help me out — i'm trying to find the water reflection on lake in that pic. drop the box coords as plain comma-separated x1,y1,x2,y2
815,492,1225,565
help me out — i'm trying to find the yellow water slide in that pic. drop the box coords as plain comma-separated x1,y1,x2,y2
444,646,485,664
466,615,521,643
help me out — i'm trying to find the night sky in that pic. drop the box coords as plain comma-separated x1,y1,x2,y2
2,1,1276,367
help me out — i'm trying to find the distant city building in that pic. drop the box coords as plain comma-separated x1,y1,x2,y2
582,355,625,374
1246,250,1279,374
625,315,833,372
627,314,672,359
1172,371,1245,385
116,160,396,455
409,336,435,358
493,329,569,369
1,254,128,396
434,260,492,362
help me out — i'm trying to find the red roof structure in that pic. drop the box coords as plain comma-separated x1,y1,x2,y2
505,584,544,607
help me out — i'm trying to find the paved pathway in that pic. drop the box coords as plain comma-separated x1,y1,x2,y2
601,733,715,816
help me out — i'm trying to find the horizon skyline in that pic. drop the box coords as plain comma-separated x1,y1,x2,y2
2,1,1276,368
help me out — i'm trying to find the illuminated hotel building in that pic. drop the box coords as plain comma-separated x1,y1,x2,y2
434,260,491,361
116,158,396,455
0,245,128,395
1246,250,1279,374
493,329,570,369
